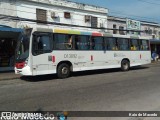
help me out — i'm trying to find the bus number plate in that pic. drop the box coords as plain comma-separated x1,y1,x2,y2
64,54,77,58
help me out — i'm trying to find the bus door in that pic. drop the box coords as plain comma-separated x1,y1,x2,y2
32,33,53,75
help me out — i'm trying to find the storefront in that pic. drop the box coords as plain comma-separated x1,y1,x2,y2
0,25,23,71
150,39,160,56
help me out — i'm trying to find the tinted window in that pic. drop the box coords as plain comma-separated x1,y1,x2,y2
33,34,52,55
141,40,149,50
75,36,90,50
105,37,117,50
92,37,104,50
118,38,129,50
130,39,140,50
54,34,73,50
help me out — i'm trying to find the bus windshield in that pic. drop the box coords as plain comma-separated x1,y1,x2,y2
16,28,32,62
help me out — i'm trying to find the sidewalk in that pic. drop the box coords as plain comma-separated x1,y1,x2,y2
0,71,21,81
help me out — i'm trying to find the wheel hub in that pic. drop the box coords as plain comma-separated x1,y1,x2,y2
123,63,128,69
62,67,68,75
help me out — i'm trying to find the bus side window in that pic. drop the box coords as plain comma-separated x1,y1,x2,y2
142,40,149,50
54,34,74,50
92,37,104,50
65,35,73,49
32,34,52,55
131,39,139,51
75,36,90,50
105,37,116,50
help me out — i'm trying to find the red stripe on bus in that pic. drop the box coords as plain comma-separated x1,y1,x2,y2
140,54,142,59
52,56,55,62
91,55,93,61
92,33,102,36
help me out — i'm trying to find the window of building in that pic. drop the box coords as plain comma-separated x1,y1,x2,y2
119,26,125,35
148,29,152,35
54,34,73,50
36,8,47,22
117,38,129,50
113,24,117,34
91,37,104,50
91,16,98,28
85,15,91,22
145,30,149,34
152,35,156,39
153,30,157,35
64,12,71,19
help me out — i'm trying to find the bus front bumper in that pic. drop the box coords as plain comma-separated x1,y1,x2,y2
15,66,32,76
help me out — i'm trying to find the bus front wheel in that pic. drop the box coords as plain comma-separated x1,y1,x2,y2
121,60,130,71
57,63,70,79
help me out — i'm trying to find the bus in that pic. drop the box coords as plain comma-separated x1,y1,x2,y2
15,27,151,79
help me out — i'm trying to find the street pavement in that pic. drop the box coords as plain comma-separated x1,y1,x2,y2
0,71,21,80
0,63,160,120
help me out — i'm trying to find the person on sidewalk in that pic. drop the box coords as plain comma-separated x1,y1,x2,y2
152,51,159,61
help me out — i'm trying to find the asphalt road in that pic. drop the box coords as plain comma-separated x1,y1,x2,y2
0,63,160,120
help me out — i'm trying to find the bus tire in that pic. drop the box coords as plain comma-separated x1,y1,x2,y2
57,63,70,79
121,60,130,71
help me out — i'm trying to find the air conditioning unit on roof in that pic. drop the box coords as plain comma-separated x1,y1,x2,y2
85,15,91,22
100,22,104,28
51,11,59,19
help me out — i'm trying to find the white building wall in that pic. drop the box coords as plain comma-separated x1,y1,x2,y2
108,20,126,34
0,0,17,27
108,16,160,39
15,0,108,32
141,24,160,40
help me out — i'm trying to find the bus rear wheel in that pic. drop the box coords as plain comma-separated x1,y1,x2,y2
121,60,130,71
57,63,70,79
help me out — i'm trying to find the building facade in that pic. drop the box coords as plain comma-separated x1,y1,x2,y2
1,0,108,31
0,0,108,71
108,16,160,55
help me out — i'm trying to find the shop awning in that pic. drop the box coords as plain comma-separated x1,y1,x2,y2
150,39,160,44
0,25,23,38
0,25,23,32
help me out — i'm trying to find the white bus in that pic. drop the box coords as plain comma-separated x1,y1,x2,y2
15,27,151,78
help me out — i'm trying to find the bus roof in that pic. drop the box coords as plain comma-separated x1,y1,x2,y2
34,27,150,40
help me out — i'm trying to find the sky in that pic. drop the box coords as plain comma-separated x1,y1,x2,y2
70,0,160,23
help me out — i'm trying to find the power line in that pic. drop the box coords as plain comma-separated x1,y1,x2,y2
109,10,159,21
109,10,160,24
1,5,159,24
0,14,145,32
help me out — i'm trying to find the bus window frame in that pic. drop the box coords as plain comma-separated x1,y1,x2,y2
53,33,76,50
130,39,140,51
32,32,53,56
117,38,130,51
91,36,105,51
74,35,91,51
104,37,118,51
140,39,150,51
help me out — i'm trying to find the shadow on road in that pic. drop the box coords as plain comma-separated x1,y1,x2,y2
20,66,149,82
130,66,149,71
20,74,58,82
72,66,149,77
